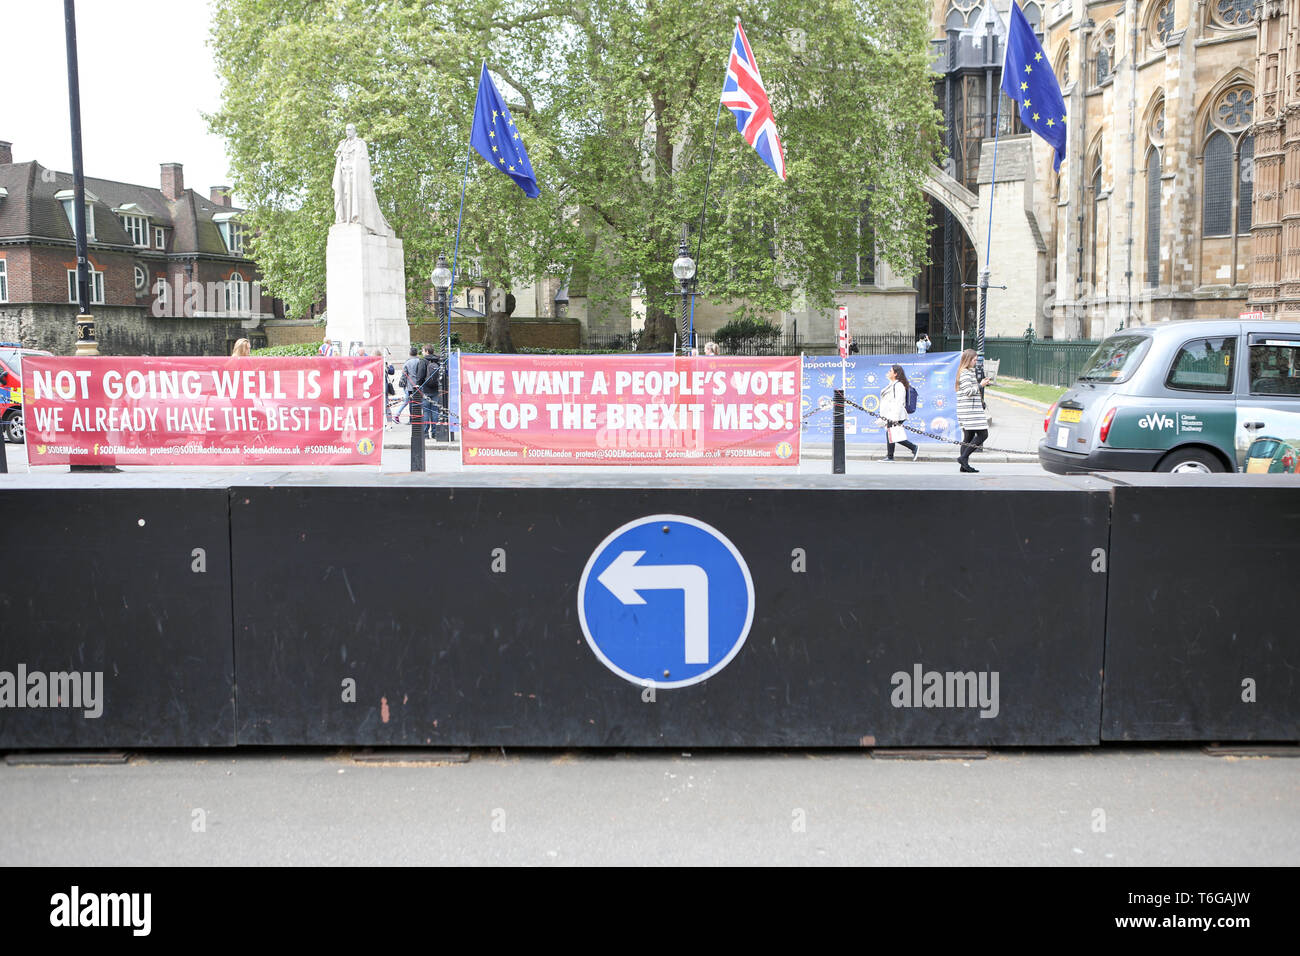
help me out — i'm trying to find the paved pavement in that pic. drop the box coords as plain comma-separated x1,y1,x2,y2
1,747,1295,865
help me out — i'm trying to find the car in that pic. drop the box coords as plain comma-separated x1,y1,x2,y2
0,345,55,444
1038,319,1300,474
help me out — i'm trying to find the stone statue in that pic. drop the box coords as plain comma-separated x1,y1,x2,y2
332,123,394,237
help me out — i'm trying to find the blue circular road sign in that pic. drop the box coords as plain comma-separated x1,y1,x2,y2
578,515,755,689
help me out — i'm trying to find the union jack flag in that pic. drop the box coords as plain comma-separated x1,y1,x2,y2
318,341,336,357
721,20,786,181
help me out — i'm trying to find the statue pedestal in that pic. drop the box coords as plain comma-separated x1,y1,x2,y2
325,223,410,360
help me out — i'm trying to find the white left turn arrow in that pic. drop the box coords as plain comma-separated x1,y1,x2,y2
597,550,710,663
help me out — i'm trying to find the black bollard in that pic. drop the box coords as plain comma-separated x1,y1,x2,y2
410,395,425,472
832,388,845,475
0,424,8,473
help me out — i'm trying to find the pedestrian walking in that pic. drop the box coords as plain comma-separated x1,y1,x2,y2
916,333,931,354
419,346,441,439
956,348,990,473
704,341,718,356
231,338,251,357
877,364,919,462
399,346,425,424
380,350,397,420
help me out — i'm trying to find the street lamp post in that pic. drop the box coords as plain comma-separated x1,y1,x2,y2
431,254,453,442
64,0,96,356
672,237,697,354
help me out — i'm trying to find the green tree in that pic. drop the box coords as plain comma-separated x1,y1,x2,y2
209,0,940,352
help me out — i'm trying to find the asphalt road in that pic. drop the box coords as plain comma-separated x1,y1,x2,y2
1,747,1295,865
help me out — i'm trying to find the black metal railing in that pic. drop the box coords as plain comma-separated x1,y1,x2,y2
936,335,1101,385
582,330,642,352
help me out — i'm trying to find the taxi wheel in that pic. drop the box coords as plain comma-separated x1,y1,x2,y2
1156,448,1224,474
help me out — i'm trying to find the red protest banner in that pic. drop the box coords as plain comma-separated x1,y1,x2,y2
24,356,383,466
459,354,801,465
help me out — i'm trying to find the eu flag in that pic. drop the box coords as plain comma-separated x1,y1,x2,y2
470,63,539,198
1000,2,1067,171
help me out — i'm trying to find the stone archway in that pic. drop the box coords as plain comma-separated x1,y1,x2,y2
916,164,984,338
924,164,982,259
921,144,1044,340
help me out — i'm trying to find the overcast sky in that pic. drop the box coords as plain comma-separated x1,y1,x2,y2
2,0,236,200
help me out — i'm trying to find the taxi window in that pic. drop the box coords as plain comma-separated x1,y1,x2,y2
1077,334,1151,383
1165,336,1236,392
1249,342,1300,396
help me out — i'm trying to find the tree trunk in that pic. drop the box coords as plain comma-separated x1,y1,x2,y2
482,281,516,353
638,93,678,353
639,277,678,352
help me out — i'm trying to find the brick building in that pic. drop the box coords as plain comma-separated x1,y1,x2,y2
0,140,282,355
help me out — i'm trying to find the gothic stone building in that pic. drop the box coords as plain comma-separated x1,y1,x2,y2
926,0,1262,342
1250,0,1300,319
0,140,281,356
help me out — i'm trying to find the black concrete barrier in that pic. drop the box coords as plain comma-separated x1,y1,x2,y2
230,474,1111,747
0,481,235,747
1100,474,1300,742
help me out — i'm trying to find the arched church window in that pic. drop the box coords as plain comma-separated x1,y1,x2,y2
946,0,983,30
1202,85,1254,238
1146,148,1163,287
1093,26,1116,86
1151,1,1175,47
1055,43,1071,87
1212,0,1256,29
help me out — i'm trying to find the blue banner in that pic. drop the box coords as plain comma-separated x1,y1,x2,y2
449,350,459,436
801,352,963,444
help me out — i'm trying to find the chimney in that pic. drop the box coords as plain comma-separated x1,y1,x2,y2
0,142,12,166
210,185,232,207
160,162,184,201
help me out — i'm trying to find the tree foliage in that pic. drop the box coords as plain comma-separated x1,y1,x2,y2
209,0,941,351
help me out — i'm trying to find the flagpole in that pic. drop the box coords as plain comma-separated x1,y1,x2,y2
975,93,1002,388
690,20,738,354
448,140,472,362
686,102,728,356
973,23,1014,393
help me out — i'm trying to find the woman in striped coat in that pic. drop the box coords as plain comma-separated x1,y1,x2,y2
956,349,990,473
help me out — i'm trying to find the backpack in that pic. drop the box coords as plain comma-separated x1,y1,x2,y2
419,359,441,397
905,385,918,415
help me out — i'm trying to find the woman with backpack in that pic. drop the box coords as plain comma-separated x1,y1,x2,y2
956,348,991,472
877,364,919,462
